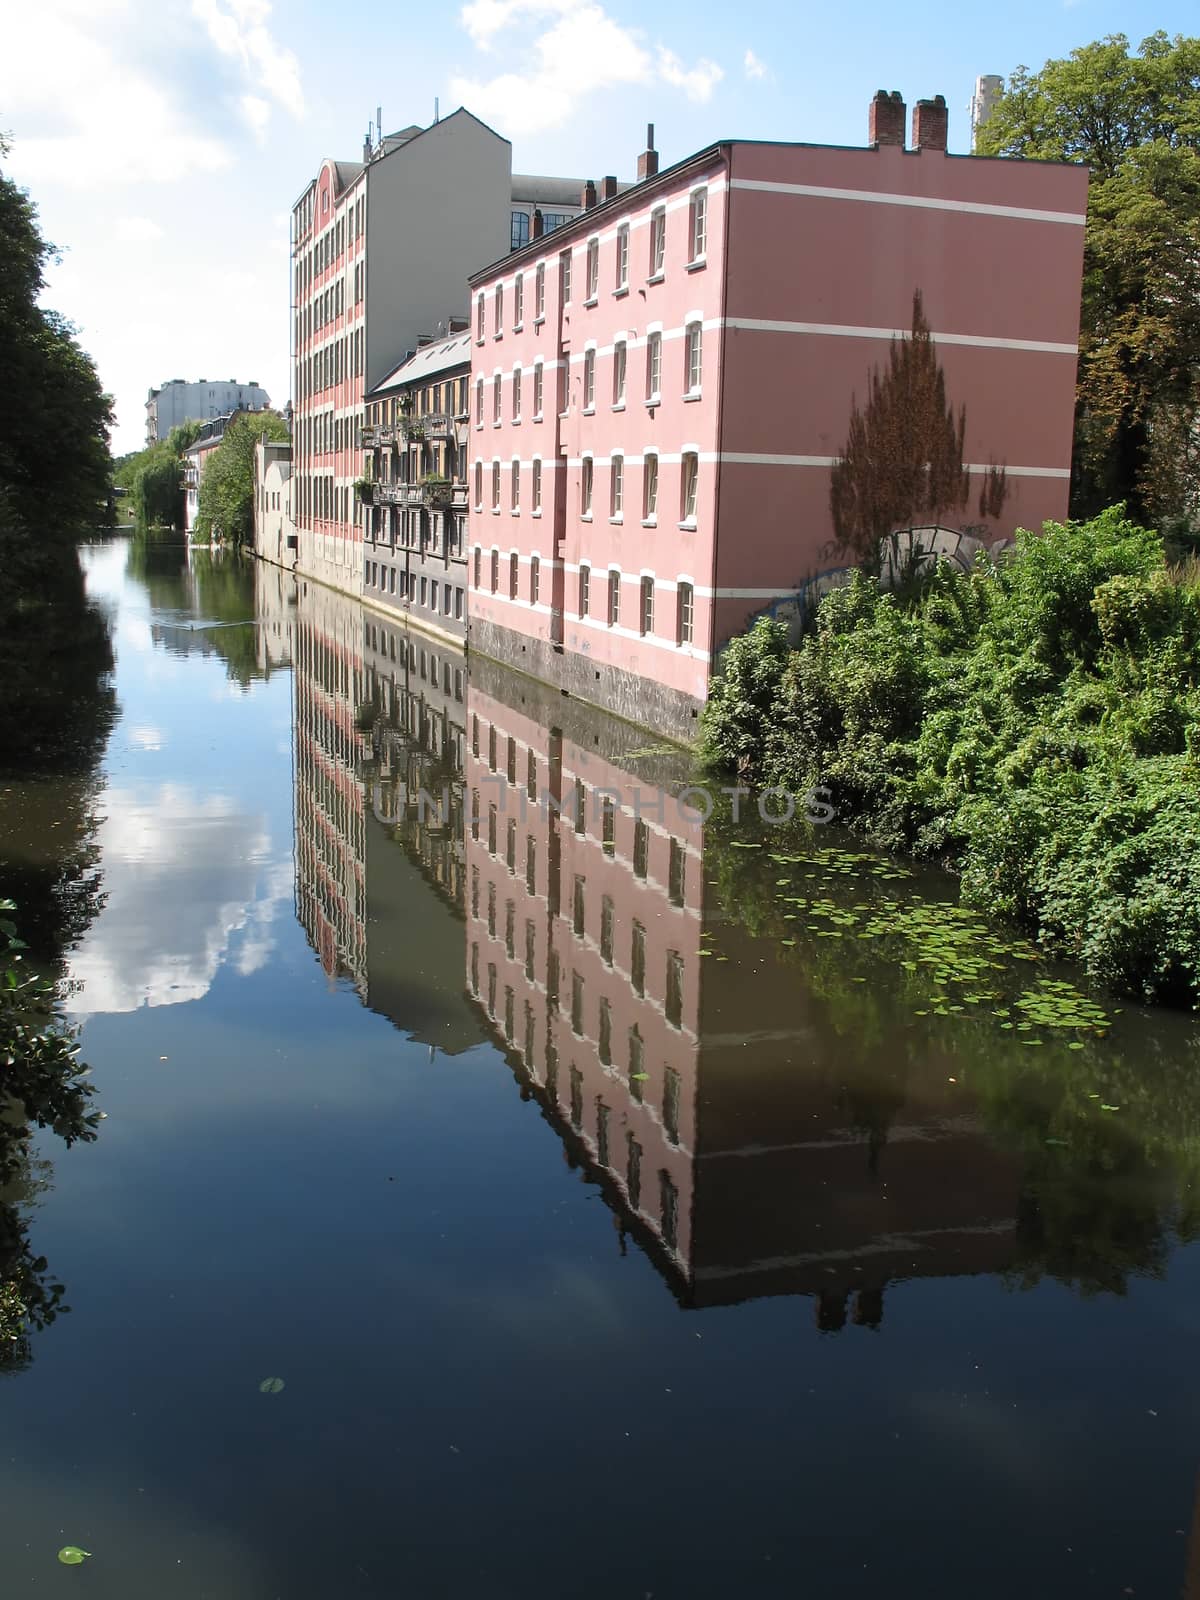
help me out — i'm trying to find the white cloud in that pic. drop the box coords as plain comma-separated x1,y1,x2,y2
192,0,305,119
240,94,271,140
744,47,768,81
114,217,165,244
452,0,725,133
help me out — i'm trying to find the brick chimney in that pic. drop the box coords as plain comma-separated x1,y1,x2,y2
601,174,618,202
638,123,659,181
531,208,544,240
913,94,949,151
869,90,905,149
581,179,597,210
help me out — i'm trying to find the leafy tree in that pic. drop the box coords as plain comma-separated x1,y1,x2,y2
976,32,1200,536
829,291,1006,574
195,410,289,545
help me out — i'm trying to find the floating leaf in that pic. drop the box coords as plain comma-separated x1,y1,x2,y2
630,1073,649,1081
259,1376,286,1394
58,1548,91,1566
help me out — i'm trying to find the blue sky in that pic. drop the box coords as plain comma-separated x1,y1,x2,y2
0,0,1190,454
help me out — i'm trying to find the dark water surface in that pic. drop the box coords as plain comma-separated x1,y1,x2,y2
2,537,1200,1599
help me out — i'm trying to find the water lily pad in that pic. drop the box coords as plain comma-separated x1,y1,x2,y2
58,1548,91,1566
259,1376,286,1394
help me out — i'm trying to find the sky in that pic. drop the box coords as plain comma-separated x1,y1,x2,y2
0,0,1192,456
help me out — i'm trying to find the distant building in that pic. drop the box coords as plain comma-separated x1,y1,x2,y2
181,414,235,534
146,378,270,445
466,97,1088,741
970,74,1004,150
253,436,296,569
361,326,472,642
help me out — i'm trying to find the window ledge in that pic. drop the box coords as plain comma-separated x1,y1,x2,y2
612,402,626,413
491,507,502,515
581,513,593,523
613,285,630,299
513,322,524,334
493,332,503,341
512,417,522,426
645,395,661,409
646,271,665,286
683,392,702,403
582,406,596,416
493,420,502,428
534,315,545,329
686,257,707,273
532,412,543,423
641,517,657,528
531,509,542,518
583,296,599,308
678,519,697,531
609,515,624,525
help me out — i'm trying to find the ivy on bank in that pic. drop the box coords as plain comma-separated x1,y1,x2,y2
701,509,1200,1007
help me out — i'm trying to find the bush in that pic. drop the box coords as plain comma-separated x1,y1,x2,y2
701,509,1200,1006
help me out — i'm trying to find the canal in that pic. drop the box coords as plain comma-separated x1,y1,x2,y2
2,535,1200,1598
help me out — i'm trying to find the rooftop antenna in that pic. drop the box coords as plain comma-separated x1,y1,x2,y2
376,105,382,144
434,97,440,124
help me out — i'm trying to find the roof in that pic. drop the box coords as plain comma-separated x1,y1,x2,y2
368,330,473,398
334,159,364,191
511,173,588,206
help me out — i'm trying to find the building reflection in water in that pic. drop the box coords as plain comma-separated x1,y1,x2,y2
282,577,1024,1324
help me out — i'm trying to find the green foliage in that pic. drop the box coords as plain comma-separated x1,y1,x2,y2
116,422,202,535
195,410,289,545
976,33,1200,536
702,509,1200,1006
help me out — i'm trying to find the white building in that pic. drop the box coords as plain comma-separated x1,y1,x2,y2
147,378,270,445
969,75,1004,151
253,437,296,569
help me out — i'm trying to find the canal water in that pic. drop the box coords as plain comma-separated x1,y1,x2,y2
2,535,1200,1599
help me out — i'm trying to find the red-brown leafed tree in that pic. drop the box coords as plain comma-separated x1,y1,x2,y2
830,291,1006,573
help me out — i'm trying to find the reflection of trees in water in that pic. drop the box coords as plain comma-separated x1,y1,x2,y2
127,536,271,690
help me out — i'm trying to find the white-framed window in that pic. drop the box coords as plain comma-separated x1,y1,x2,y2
640,576,654,636
493,375,502,424
490,548,500,590
607,569,621,627
581,456,594,517
613,340,626,406
473,545,482,586
646,332,662,402
643,452,658,521
530,555,540,605
535,262,546,319
492,461,501,511
476,292,485,340
494,282,504,334
475,375,484,426
532,458,543,512
649,208,666,276
579,564,590,617
689,188,708,263
511,458,520,511
610,454,624,519
586,237,599,300
615,224,630,290
474,461,483,509
512,367,522,421
533,361,544,418
582,348,596,411
559,249,572,305
514,273,524,328
681,452,699,523
685,322,703,395
678,582,695,645
509,551,519,598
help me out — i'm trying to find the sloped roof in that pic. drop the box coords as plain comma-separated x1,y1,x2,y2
369,330,473,397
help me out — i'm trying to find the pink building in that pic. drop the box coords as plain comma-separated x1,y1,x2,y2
466,97,1088,742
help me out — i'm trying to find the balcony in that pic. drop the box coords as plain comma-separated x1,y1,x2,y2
360,425,377,448
415,412,454,442
375,482,406,506
418,476,453,510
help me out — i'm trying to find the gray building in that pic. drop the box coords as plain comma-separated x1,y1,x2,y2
146,378,270,445
361,329,471,642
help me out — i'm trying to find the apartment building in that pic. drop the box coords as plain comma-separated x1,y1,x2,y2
289,110,588,599
361,329,472,642
146,378,269,445
466,100,1089,741
252,436,296,570
181,414,233,533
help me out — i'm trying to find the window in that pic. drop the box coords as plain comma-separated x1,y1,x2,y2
473,544,482,586
689,187,708,262
475,376,484,425
527,749,538,801
678,581,695,645
514,273,524,327
490,548,500,592
506,822,517,878
581,457,593,518
533,362,544,417
631,920,646,996
493,376,502,425
526,836,537,894
511,210,530,251
669,837,685,904
643,453,658,521
633,818,649,878
615,223,630,289
430,579,438,611
649,207,666,276
660,1171,679,1248
535,263,546,319
612,340,626,406
610,455,624,519
509,551,519,597
492,462,501,512
476,292,485,340
532,459,543,513
583,349,596,411
570,1064,583,1124
571,973,584,1036
511,460,520,512
663,1066,681,1145
600,896,614,964
685,323,703,395
665,950,684,1028
585,237,599,300
640,576,654,636
646,332,662,401
598,998,612,1066
628,1030,644,1103
579,565,590,617
602,796,616,855
494,283,503,333
530,555,540,604
607,569,621,627
596,1100,611,1167
559,249,572,305
627,1133,643,1208
512,368,522,421
525,919,536,981
681,453,699,524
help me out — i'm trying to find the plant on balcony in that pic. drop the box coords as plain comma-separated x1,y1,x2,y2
353,477,374,504
420,475,452,506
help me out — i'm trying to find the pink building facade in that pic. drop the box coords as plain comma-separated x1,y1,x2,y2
466,99,1088,741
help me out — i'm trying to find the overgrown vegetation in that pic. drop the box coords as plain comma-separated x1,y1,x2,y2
195,409,289,544
111,419,201,534
702,509,1200,1007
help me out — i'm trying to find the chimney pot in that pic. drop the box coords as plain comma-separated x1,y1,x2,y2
581,179,597,210
869,89,906,149
637,122,659,182
601,174,618,201
913,93,949,151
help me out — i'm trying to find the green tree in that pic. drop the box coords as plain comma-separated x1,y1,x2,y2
195,410,289,545
976,32,1200,536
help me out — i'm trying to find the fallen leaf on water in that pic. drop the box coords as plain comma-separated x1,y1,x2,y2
259,1376,285,1394
58,1547,91,1566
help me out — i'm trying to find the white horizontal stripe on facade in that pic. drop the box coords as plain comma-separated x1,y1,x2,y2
568,319,722,363
725,316,1078,356
478,585,711,660
730,176,1087,227
717,453,1071,478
